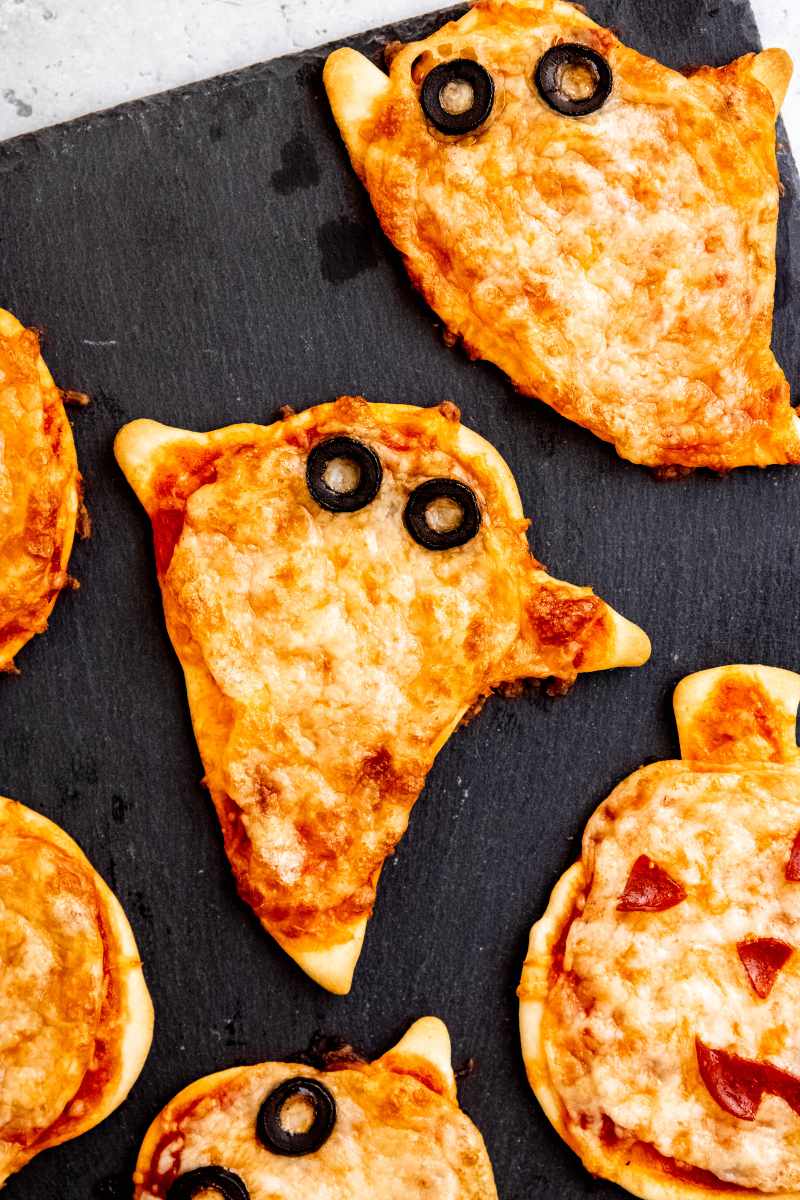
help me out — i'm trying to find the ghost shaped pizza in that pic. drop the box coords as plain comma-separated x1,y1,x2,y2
324,0,797,471
134,1016,497,1199
0,307,83,670
115,397,649,993
520,664,800,1197
0,794,153,1186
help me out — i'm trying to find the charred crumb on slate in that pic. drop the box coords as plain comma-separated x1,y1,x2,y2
296,1032,367,1071
77,502,92,540
546,676,575,698
652,464,695,481
497,680,526,701
454,1057,477,1081
317,216,379,284
271,129,321,195
61,388,90,407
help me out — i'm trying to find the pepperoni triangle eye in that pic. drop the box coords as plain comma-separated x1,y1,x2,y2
785,828,800,881
616,855,686,912
737,938,792,999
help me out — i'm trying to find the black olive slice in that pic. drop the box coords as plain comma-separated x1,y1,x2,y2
167,1166,250,1200
403,478,481,550
306,436,382,513
535,44,612,116
257,1077,337,1157
420,60,495,134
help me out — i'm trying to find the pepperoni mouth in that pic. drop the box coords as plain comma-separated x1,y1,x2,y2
697,1039,800,1122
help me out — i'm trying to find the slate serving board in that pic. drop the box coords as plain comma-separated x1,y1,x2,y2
0,1,797,1196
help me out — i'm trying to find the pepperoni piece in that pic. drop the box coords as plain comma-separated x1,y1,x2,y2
617,855,687,912
152,508,186,576
696,1039,800,1121
786,829,800,882
737,938,792,999
599,1114,619,1145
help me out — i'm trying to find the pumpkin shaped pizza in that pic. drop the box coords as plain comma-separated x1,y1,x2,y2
134,1017,497,1198
520,664,800,1196
115,397,649,993
0,307,83,669
0,794,153,1186
324,0,797,470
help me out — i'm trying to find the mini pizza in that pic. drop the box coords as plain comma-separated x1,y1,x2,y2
0,306,83,670
520,664,800,1197
0,794,153,1186
324,0,798,471
115,397,649,993
134,1016,497,1198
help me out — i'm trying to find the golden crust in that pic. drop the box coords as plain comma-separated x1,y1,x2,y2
324,1,797,470
115,397,649,992
520,665,800,1198
0,308,81,669
0,795,153,1185
133,1017,497,1198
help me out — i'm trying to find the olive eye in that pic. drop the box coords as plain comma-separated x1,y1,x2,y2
420,60,495,134
257,1076,337,1157
534,43,612,116
306,436,382,513
403,478,481,550
167,1166,250,1200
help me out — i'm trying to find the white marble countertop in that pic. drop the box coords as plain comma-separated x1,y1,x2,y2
0,0,797,148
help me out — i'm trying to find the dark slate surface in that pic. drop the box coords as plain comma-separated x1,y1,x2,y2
0,1,797,1197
